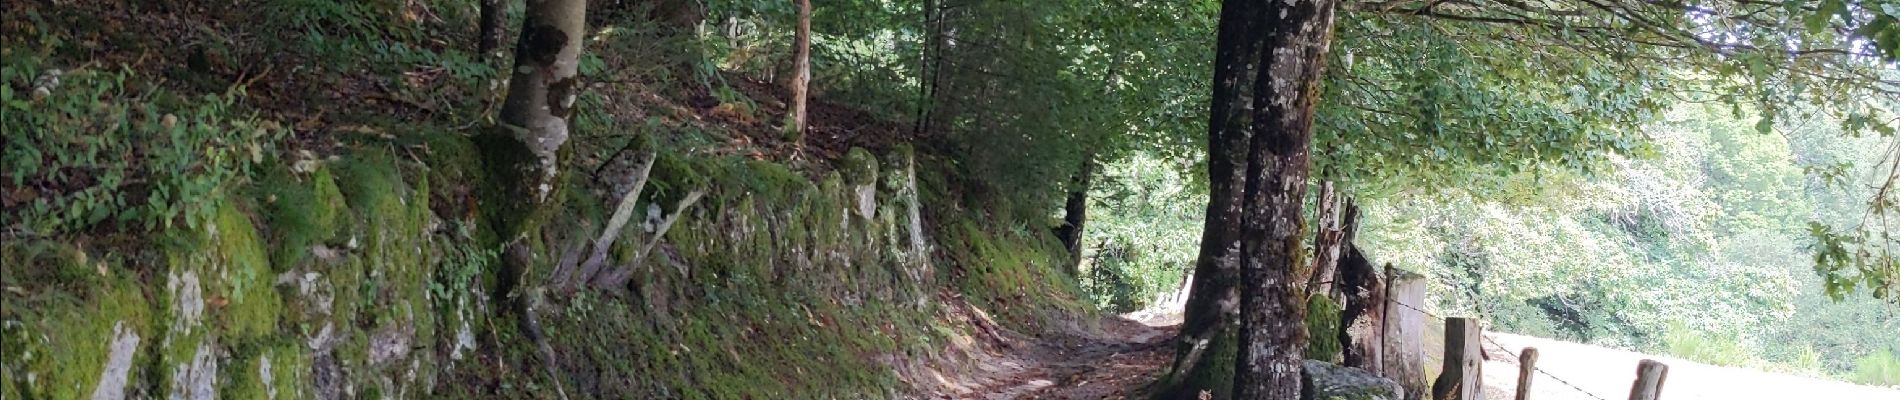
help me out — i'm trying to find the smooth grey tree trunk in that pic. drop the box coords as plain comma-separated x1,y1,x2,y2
484,0,588,236
788,0,811,137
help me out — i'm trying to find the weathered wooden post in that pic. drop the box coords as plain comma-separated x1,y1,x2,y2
1382,267,1428,400
1628,359,1669,400
1432,317,1483,400
1516,347,1538,400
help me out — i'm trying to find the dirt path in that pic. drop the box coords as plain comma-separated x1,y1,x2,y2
996,316,1175,399
894,300,1179,400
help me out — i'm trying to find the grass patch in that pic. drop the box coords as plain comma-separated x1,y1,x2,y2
1853,351,1900,387
1660,321,1758,367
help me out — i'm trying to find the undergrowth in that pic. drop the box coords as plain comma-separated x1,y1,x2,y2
3,49,281,235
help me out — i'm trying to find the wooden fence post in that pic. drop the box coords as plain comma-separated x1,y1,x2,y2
1431,317,1482,400
1382,267,1427,400
1516,347,1538,400
1628,359,1669,400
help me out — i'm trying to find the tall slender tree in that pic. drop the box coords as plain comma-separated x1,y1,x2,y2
1155,0,1264,396
788,0,812,139
478,0,509,54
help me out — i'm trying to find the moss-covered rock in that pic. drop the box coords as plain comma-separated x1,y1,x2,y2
1303,360,1404,400
0,243,154,399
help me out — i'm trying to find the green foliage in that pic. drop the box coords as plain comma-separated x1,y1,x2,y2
1079,155,1198,312
1316,16,1666,196
1359,103,1899,378
1852,350,1900,387
1661,321,1759,368
1080,257,1143,313
698,0,1211,211
2,52,281,235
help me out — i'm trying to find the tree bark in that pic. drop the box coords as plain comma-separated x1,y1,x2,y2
1155,0,1267,397
481,0,588,238
1232,0,1338,398
478,0,508,54
787,0,812,138
1058,153,1095,274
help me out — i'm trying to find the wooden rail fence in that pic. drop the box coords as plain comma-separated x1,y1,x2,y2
1346,267,1671,400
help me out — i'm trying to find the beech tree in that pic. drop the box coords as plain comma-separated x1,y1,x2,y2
788,0,812,138
482,0,589,237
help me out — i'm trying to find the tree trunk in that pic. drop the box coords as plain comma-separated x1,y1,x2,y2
1058,153,1095,275
1232,0,1338,398
481,0,589,237
787,0,812,139
914,0,954,137
478,0,508,54
1155,0,1267,397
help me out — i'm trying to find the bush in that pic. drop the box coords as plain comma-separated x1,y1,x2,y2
1079,245,1143,313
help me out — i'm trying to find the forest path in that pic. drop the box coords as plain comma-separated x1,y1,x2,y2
972,311,1179,399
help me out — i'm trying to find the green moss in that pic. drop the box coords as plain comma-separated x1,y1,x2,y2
415,131,493,241
220,339,310,400
1155,327,1238,400
1,242,154,400
211,201,284,343
1306,295,1343,362
257,163,349,270
939,218,1089,331
0,241,99,289
473,130,570,238
841,147,879,186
